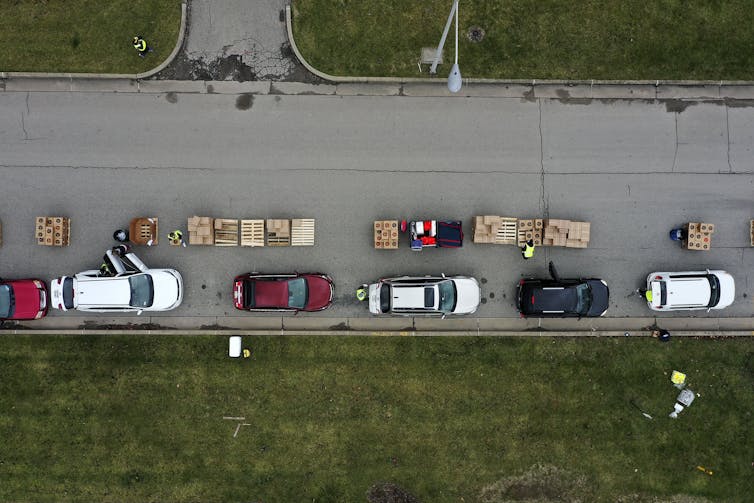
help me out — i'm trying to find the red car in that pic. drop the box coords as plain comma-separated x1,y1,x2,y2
233,273,334,312
0,278,48,321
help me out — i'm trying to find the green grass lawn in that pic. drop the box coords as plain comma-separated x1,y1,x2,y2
1,335,752,502
292,0,754,80
0,0,182,73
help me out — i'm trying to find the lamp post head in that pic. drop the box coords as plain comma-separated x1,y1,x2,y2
448,63,462,93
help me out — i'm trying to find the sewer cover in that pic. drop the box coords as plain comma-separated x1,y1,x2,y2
467,26,485,43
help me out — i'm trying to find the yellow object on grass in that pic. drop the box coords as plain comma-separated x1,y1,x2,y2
671,370,686,386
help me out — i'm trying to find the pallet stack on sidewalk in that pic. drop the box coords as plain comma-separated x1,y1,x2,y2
266,219,291,246
35,217,70,246
291,219,315,246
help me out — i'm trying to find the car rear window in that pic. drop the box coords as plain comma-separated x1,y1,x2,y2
62,277,75,310
380,284,390,313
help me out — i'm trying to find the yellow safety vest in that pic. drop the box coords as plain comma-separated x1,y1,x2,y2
523,243,535,258
134,39,147,51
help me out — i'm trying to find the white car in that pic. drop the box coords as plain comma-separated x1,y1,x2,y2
645,270,734,311
50,248,183,314
368,275,481,316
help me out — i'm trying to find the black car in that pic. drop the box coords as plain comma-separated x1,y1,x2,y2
517,262,609,318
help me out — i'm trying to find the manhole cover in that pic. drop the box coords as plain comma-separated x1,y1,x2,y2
467,26,485,43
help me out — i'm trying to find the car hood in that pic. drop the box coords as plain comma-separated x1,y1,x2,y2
304,275,334,311
8,281,44,319
452,278,481,314
714,272,735,309
151,270,183,310
586,280,610,316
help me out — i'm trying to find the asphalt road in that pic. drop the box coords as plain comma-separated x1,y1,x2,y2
1,91,753,327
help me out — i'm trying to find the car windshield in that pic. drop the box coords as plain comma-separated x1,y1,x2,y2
129,275,154,308
574,283,593,315
287,278,307,309
0,284,13,318
707,275,721,307
438,280,457,313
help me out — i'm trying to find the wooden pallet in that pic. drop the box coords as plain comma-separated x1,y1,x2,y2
241,219,265,247
266,219,291,247
214,218,239,246
494,218,518,244
291,219,315,246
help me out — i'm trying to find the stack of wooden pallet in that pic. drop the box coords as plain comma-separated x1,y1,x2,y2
241,219,265,247
472,216,518,244
543,219,590,248
685,222,713,251
188,216,214,245
374,220,399,249
214,219,239,246
35,217,70,246
266,219,290,246
516,219,544,246
291,219,315,246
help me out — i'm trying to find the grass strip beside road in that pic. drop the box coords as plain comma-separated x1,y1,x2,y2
0,0,182,73
1,335,752,502
292,0,754,80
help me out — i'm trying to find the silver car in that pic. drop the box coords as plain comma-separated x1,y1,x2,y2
368,275,481,316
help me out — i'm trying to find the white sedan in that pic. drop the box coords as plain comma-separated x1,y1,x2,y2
51,248,183,314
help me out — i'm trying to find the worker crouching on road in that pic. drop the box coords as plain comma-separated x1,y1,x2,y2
521,239,535,260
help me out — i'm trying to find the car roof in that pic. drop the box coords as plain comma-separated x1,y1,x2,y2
390,284,438,311
76,276,131,306
652,276,710,307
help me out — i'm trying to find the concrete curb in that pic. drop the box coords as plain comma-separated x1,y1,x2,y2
284,5,754,100
0,1,187,81
1,328,752,337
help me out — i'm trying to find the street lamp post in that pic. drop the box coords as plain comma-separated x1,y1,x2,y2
429,0,462,93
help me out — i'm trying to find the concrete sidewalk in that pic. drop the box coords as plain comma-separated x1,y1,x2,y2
4,315,753,336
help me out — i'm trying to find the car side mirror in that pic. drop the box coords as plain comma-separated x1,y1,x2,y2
137,309,143,316
441,314,447,320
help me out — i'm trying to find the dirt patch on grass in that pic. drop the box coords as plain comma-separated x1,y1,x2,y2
478,464,592,502
367,482,420,503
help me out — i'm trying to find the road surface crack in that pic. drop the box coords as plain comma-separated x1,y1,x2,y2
538,99,548,217
725,103,732,173
672,112,678,172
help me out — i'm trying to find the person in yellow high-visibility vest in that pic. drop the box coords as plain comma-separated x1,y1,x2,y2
133,36,150,57
521,239,535,260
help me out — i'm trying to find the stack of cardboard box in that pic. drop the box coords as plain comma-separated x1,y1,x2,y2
685,222,714,251
517,219,544,246
266,219,291,246
374,220,399,249
542,219,590,248
472,216,517,244
35,217,70,246
188,216,214,245
750,220,754,247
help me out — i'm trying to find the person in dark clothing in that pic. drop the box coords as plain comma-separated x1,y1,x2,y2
651,329,671,342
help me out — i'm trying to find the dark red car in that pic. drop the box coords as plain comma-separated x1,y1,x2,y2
233,273,334,312
0,278,48,321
